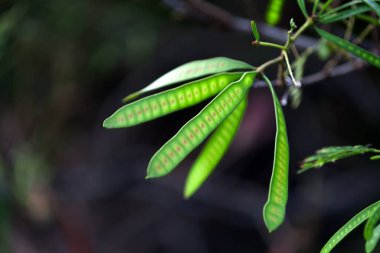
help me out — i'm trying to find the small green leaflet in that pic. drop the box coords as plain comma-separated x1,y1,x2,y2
366,224,380,253
315,28,380,68
265,0,285,25
299,145,380,173
251,21,260,41
146,72,256,179
325,0,368,14
184,97,248,198
122,57,254,102
321,201,380,253
297,0,308,18
262,75,290,233
320,0,334,14
365,205,380,240
320,5,372,23
363,0,380,16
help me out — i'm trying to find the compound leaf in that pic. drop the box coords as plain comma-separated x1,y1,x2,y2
321,201,380,253
262,75,290,233
123,57,254,102
315,28,380,68
146,72,257,179
184,96,248,198
299,145,380,173
103,72,244,128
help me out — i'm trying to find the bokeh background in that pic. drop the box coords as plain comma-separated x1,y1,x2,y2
0,0,379,252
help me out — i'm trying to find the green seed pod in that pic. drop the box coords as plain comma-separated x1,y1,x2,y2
321,201,380,253
365,205,380,240
262,74,290,233
123,57,254,102
366,224,380,253
103,72,245,129
183,96,248,198
146,72,256,179
266,0,285,25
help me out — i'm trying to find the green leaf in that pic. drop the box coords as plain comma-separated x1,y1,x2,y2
321,201,380,253
364,205,380,240
320,5,372,23
262,75,290,233
370,155,380,160
251,20,261,41
313,0,320,14
122,57,254,102
103,72,245,128
146,72,257,179
324,0,366,14
299,145,380,173
184,97,248,198
265,0,285,25
297,0,308,18
366,224,380,253
320,0,334,14
315,28,380,68
363,0,380,16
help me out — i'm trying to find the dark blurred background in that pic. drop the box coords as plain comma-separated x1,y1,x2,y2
0,0,379,252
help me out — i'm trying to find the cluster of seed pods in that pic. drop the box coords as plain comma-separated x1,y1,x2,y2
123,57,254,102
321,201,380,253
184,96,248,198
146,72,256,179
103,72,245,128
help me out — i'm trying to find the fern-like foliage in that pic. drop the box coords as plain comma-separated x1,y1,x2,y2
299,145,380,173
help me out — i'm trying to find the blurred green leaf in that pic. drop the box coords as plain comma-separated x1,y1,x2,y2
297,0,308,18
320,5,372,23
299,145,380,173
265,0,285,25
364,205,380,240
363,0,380,17
366,224,380,253
315,28,380,68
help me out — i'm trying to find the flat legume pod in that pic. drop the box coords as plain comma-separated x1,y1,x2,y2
262,75,290,232
183,96,248,198
103,72,245,128
123,57,254,102
146,72,256,179
321,200,380,253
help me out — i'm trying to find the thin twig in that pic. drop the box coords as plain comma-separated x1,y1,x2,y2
162,0,318,50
